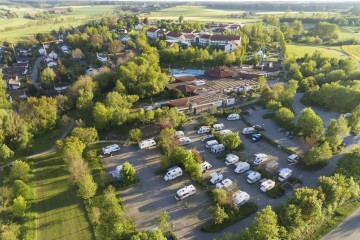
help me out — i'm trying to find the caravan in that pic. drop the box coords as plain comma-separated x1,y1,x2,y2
138,139,156,149
164,166,183,181
175,131,185,138
227,114,240,121
247,171,262,183
220,129,232,135
197,126,211,134
213,123,225,131
102,144,121,155
287,154,299,163
210,172,224,184
211,144,225,153
225,154,240,165
206,140,219,149
200,161,212,173
260,179,275,192
234,162,250,174
178,137,192,146
233,190,250,206
253,153,268,165
278,168,293,182
242,127,255,135
175,185,196,201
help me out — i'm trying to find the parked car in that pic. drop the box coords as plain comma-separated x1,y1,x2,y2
201,135,215,142
251,133,262,142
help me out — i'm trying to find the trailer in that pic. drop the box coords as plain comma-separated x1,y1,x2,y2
138,139,156,149
175,185,196,201
211,144,225,153
213,123,225,131
102,144,121,155
260,179,275,192
234,162,250,174
233,190,250,206
278,168,293,182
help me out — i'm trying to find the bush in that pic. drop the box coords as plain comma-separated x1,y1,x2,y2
266,186,285,198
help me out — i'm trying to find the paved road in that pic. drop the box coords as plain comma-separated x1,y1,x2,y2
30,56,43,89
321,206,360,240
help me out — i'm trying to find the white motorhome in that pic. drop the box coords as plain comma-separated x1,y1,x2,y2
213,123,225,131
225,154,240,165
197,126,211,134
233,190,250,206
216,178,234,191
164,166,183,181
247,171,262,183
260,179,275,192
234,162,250,174
102,144,121,155
287,154,299,163
227,113,240,121
175,185,196,201
220,129,232,135
206,140,219,149
242,127,255,135
179,137,192,146
200,161,212,173
210,172,224,184
253,153,268,165
211,144,225,153
278,168,293,182
138,139,156,149
175,131,185,138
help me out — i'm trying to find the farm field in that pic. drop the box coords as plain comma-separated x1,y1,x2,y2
33,153,94,240
287,44,347,59
342,45,360,61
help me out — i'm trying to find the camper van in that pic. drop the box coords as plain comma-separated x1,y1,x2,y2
220,129,232,135
211,144,225,153
200,161,212,173
175,131,185,138
278,168,293,182
197,126,211,134
213,123,225,131
138,139,156,149
164,166,183,181
102,144,121,155
210,172,224,184
247,171,262,183
201,135,215,142
234,162,250,174
287,154,299,163
233,190,250,206
178,137,192,146
225,154,240,165
260,179,275,192
253,153,268,165
227,113,240,121
242,127,255,135
216,179,234,191
175,185,196,201
206,140,219,149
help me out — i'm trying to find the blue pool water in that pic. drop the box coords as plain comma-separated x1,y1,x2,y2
170,69,204,77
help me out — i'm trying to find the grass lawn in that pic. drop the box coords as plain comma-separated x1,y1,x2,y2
287,44,347,59
342,45,360,61
33,153,94,240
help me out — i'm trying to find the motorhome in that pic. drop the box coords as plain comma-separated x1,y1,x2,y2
210,172,223,184
253,153,268,165
233,190,250,206
260,179,275,192
242,127,255,135
247,171,262,183
287,154,299,163
102,144,121,155
211,144,225,153
179,137,192,146
220,129,232,135
138,139,156,149
225,154,240,165
206,140,219,149
216,178,234,191
201,135,215,142
164,166,183,181
278,168,293,182
175,131,185,138
213,123,225,131
197,126,211,134
200,161,212,173
227,113,240,121
175,185,196,201
234,162,250,174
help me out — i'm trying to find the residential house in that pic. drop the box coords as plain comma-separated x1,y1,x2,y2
135,24,143,30
181,29,196,34
49,51,58,59
176,84,197,96
96,52,108,62
54,83,70,93
4,75,20,89
175,76,196,83
197,34,212,47
13,62,29,69
38,48,46,55
205,66,236,78
166,31,183,42
61,45,71,54
47,61,57,68
181,34,195,46
16,57,30,64
212,28,227,34
18,48,32,56
146,27,160,39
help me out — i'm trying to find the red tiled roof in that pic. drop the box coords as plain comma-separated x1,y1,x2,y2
205,66,236,78
182,29,194,33
210,35,240,41
199,34,212,39
183,34,195,39
168,98,189,107
166,31,183,38
175,76,196,82
176,84,197,94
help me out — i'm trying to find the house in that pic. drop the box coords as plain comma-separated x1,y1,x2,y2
205,66,236,78
61,45,71,54
213,28,227,34
224,41,241,53
38,48,46,55
181,29,196,34
47,61,57,68
45,57,54,63
197,34,212,47
7,89,28,100
135,24,143,30
181,34,195,46
175,76,196,82
176,84,197,96
96,52,108,62
16,57,30,64
4,75,20,89
146,27,160,39
49,51,58,59
18,48,32,56
166,31,183,41
209,35,241,49
120,35,132,43
118,28,128,34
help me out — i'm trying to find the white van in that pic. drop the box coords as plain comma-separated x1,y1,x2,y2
253,153,268,165
242,127,255,135
175,185,196,201
102,144,121,155
227,114,240,121
211,144,225,153
233,190,250,206
216,178,234,191
213,123,225,131
260,179,275,192
225,154,240,165
220,129,232,135
234,162,250,174
210,172,223,184
179,137,192,146
278,168,293,182
206,140,219,149
164,166,183,181
197,126,211,134
287,154,299,163
247,171,262,183
175,131,184,138
200,161,212,173
138,139,156,149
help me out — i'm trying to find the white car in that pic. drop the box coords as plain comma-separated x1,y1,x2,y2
287,154,299,163
225,154,240,165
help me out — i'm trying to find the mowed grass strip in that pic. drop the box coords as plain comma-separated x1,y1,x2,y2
342,45,360,61
33,153,94,240
287,44,347,59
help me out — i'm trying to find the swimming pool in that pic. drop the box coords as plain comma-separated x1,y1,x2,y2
170,69,205,77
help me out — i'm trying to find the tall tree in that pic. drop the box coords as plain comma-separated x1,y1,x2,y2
325,116,350,151
12,196,27,218
71,127,99,146
10,160,31,181
220,132,241,151
210,204,228,225
78,174,97,204
121,162,137,186
302,142,332,166
297,108,324,139
251,205,284,240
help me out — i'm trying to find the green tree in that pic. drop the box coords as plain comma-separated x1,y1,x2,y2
157,211,173,232
288,187,323,221
336,148,360,181
129,128,142,143
12,196,27,218
292,19,304,35
259,85,273,106
326,116,350,151
59,136,86,156
179,15,184,22
258,76,267,89
0,144,14,162
12,180,33,200
210,204,228,225
220,132,241,151
348,105,360,135
159,128,177,155
40,67,55,88
77,174,97,204
266,100,282,113
92,102,111,129
302,142,332,166
251,205,283,240
311,22,339,41
277,204,304,238
71,127,98,146
10,160,31,181
279,32,287,57
297,108,324,139
275,107,295,129
212,188,229,205
201,112,216,126
121,162,137,186
0,223,20,240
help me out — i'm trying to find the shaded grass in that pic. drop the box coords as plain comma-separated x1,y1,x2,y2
287,44,346,59
33,153,94,240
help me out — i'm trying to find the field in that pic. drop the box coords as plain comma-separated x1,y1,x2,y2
342,45,360,61
33,153,94,240
287,44,347,59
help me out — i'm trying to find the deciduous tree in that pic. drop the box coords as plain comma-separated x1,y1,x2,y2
78,174,97,204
